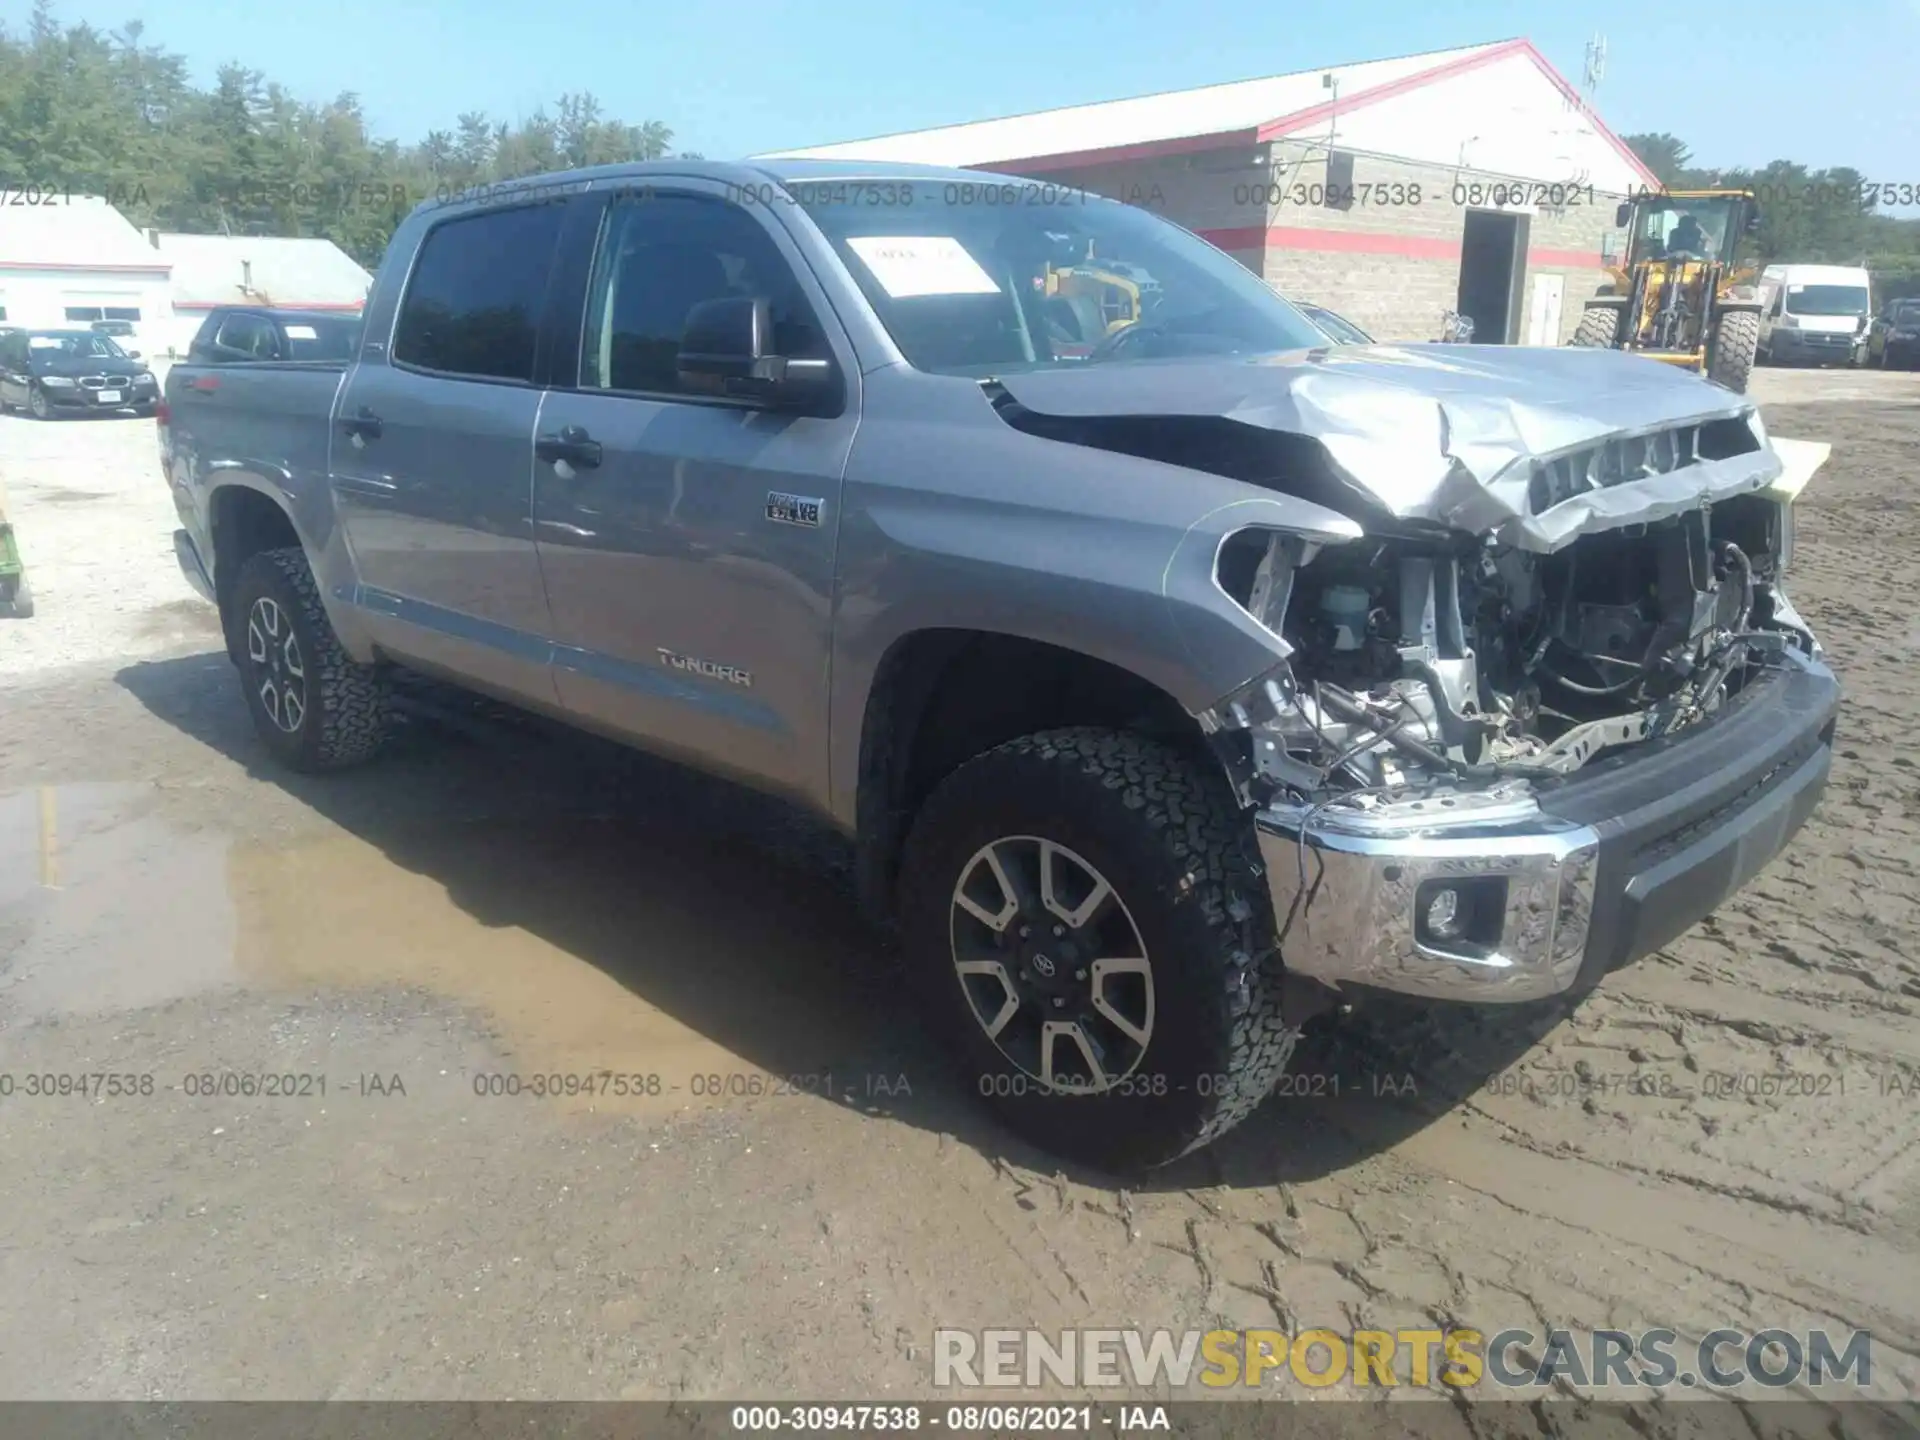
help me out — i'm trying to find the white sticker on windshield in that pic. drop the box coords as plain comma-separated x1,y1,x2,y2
283,324,318,340
846,235,1000,299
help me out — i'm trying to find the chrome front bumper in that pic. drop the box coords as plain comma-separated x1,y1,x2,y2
1255,794,1600,1003
1253,648,1841,1005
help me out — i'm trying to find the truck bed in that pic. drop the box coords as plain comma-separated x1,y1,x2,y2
162,361,350,592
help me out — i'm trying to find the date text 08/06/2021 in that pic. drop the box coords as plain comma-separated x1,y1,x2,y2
0,1071,918,1101
726,1405,1148,1433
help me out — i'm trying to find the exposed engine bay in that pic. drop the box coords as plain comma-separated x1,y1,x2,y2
1206,491,1816,805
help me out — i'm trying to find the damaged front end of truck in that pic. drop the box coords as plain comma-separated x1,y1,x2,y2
993,348,1842,1004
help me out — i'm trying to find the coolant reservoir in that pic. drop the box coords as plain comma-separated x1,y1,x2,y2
1319,585,1371,651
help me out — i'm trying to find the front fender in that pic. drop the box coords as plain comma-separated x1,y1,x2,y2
824,365,1357,827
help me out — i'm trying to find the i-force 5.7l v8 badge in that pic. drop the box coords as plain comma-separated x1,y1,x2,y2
766,492,824,528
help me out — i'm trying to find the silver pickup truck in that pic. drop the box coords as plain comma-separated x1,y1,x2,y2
161,159,1840,1169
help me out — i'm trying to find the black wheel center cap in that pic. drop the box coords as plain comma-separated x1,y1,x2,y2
1018,931,1084,996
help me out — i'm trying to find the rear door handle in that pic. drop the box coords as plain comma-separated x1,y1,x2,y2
535,425,602,469
339,406,382,441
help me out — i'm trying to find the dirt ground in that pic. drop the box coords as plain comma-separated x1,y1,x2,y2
1,369,1917,1428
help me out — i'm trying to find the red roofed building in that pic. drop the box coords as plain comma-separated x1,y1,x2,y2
763,38,1656,345
0,194,174,346
150,232,372,357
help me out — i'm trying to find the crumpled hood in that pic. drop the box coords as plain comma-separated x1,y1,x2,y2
992,344,1783,552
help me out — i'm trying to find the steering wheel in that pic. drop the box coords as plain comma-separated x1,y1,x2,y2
1086,321,1159,363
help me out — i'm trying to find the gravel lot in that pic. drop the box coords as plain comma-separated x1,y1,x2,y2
1,369,1917,1429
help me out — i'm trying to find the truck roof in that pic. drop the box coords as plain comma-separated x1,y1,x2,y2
204,304,362,325
403,156,1092,224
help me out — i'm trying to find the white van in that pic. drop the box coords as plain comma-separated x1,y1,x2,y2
1757,264,1872,366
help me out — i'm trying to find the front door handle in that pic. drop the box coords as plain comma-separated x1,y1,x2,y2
536,425,602,469
339,406,382,441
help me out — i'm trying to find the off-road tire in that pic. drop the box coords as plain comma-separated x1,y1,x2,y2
1709,309,1761,393
2,574,31,619
1570,306,1621,348
231,546,390,771
898,728,1295,1171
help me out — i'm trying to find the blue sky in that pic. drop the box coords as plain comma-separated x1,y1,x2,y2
6,0,1914,195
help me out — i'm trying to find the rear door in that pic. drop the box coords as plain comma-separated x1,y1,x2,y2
529,181,858,806
330,199,569,704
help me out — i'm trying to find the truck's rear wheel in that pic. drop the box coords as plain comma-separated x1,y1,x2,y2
230,547,390,771
898,728,1295,1170
1709,310,1761,393
1570,307,1621,348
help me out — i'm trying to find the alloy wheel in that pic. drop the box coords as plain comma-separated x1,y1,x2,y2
246,596,307,733
949,835,1154,1092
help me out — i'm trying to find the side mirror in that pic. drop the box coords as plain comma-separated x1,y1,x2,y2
678,295,772,381
677,295,834,403
1746,208,1762,234
1614,202,1632,228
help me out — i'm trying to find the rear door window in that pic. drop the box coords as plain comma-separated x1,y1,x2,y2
394,203,567,382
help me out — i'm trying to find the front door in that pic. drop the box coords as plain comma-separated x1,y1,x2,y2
329,198,568,703
530,183,858,807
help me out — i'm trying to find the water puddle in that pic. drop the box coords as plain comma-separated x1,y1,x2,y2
1,782,889,1117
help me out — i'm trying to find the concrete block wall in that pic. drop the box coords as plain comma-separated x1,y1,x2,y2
1012,148,1273,276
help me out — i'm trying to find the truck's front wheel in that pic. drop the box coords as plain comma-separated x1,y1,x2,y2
899,729,1295,1170
230,547,390,771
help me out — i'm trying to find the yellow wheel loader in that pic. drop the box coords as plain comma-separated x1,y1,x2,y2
1570,189,1764,392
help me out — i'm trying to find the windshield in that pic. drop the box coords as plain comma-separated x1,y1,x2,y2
1787,285,1870,317
28,331,128,359
1302,304,1373,345
792,179,1326,375
1631,197,1738,263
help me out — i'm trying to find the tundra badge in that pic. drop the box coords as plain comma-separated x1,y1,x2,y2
766,492,824,528
657,648,753,688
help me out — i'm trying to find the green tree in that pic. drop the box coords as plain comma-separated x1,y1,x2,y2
1622,131,1694,188
0,5,681,267
1620,130,1920,290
